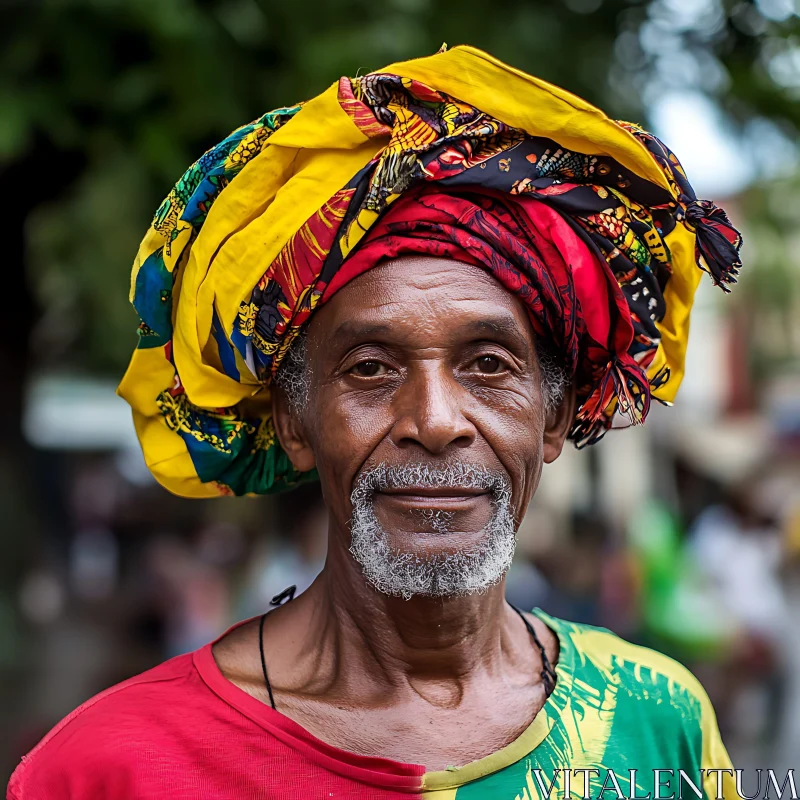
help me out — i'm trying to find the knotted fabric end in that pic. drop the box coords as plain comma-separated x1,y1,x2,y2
684,199,742,290
570,356,651,448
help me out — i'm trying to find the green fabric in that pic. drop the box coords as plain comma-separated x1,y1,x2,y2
424,611,733,799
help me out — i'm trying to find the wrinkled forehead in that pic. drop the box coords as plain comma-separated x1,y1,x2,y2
306,255,538,352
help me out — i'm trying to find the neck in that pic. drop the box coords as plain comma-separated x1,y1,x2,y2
305,536,514,684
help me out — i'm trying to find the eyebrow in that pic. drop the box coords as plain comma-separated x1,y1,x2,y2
328,322,393,348
462,317,530,344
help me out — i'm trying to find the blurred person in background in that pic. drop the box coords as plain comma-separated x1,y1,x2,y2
687,474,790,754
237,482,327,618
503,506,552,615
144,524,241,658
8,47,744,799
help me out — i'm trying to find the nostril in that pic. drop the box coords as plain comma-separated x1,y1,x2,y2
391,415,477,455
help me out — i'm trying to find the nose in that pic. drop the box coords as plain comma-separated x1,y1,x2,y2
389,362,476,455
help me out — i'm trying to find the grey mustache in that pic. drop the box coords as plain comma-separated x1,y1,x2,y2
351,463,511,501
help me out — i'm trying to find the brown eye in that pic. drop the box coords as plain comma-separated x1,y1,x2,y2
475,355,503,374
351,360,385,377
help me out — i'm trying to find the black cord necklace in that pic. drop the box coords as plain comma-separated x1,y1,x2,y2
258,588,557,712
259,585,296,711
508,603,558,695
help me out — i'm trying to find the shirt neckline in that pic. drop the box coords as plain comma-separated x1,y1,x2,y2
194,621,424,790
422,608,575,791
193,607,575,792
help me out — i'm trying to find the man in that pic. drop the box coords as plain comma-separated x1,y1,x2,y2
9,46,743,799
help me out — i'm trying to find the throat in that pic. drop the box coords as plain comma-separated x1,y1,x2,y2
406,674,465,710
322,555,515,679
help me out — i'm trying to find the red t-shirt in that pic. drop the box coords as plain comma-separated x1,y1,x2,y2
7,623,424,799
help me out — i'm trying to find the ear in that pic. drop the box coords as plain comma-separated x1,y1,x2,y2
271,385,317,473
542,384,576,464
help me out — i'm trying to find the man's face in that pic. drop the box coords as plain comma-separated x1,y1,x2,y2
274,256,573,595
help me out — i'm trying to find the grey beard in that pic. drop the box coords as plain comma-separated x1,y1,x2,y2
349,463,516,600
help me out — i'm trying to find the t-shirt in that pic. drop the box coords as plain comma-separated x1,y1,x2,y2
7,610,736,799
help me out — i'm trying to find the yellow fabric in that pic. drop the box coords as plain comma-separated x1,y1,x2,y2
176,141,382,409
378,48,672,193
649,220,704,403
700,695,737,800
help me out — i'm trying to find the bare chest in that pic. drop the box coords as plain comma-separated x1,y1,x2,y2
277,683,546,770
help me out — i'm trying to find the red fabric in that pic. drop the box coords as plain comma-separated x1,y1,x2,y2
323,186,637,404
7,622,424,799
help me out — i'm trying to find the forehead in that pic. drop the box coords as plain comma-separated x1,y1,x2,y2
310,256,535,345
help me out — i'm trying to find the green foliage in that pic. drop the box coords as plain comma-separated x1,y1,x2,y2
739,173,800,378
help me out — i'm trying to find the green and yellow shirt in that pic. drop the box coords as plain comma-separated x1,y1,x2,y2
421,611,734,799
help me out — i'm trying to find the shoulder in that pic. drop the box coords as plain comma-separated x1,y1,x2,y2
539,611,735,790
7,652,200,799
539,611,720,737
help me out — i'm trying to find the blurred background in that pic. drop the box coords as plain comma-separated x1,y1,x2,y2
2,0,800,782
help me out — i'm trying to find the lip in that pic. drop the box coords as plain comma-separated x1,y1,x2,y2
378,487,488,497
375,488,490,509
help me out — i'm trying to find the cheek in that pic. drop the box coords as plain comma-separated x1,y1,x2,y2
306,391,393,520
470,389,546,515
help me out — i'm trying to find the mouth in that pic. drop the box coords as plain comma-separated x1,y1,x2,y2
376,487,490,508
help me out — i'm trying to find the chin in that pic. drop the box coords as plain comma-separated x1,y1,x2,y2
350,511,517,601
384,527,493,560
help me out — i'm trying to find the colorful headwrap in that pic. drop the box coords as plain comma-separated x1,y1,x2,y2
118,45,742,498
